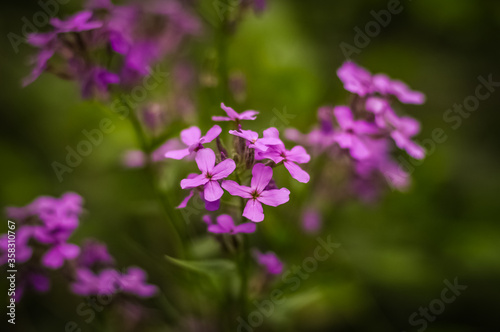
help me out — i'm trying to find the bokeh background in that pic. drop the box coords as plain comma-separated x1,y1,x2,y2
1,0,500,331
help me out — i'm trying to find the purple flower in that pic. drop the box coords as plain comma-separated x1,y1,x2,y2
78,65,120,99
50,11,102,33
15,270,50,301
302,208,322,234
180,148,236,202
205,215,256,234
212,103,259,122
165,125,222,160
256,128,311,183
253,250,283,275
337,61,425,105
333,106,379,160
42,242,80,269
119,267,158,298
0,226,35,264
177,173,220,211
78,239,115,268
229,128,282,152
222,163,290,222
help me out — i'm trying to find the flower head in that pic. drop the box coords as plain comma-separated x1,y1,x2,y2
205,214,256,234
165,125,222,160
222,163,290,222
212,103,259,122
180,148,236,202
253,250,283,275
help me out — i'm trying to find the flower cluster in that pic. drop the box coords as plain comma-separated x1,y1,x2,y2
166,103,310,225
287,61,426,202
1,193,157,301
24,0,200,98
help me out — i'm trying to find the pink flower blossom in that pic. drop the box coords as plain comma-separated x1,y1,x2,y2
165,125,222,160
212,103,259,122
229,128,281,151
205,214,256,234
180,148,236,202
222,163,290,222
256,128,311,183
253,250,283,275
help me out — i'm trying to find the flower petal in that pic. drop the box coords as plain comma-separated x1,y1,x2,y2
201,125,222,143
207,224,229,234
204,181,224,202
181,174,208,189
286,145,310,164
238,110,259,120
243,199,264,222
195,148,216,173
221,180,253,198
164,148,191,160
258,188,290,206
177,190,195,209
283,161,310,183
212,116,233,122
216,214,235,230
251,163,273,192
221,102,240,119
334,106,354,129
211,159,236,180
180,126,201,146
234,222,257,233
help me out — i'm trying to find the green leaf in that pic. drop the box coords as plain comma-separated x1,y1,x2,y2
165,256,236,276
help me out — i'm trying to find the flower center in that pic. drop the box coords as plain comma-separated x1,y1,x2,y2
251,190,260,199
206,172,213,180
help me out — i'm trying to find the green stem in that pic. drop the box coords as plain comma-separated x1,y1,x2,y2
122,97,186,259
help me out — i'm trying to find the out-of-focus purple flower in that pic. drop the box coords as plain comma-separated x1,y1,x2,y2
122,150,147,168
180,148,236,202
15,270,50,301
253,250,283,275
205,214,256,234
75,64,120,99
212,103,259,122
253,0,267,14
42,242,80,269
119,267,158,297
302,208,322,234
229,128,282,152
0,226,35,264
222,163,290,222
337,61,425,104
72,266,157,298
50,11,102,32
177,174,221,211
165,126,222,160
78,239,115,268
257,128,311,183
333,106,379,160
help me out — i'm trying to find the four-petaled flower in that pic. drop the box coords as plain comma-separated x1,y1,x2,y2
229,128,281,152
222,163,290,222
165,125,222,160
205,214,256,234
180,148,236,202
253,250,284,275
257,128,311,183
212,103,259,122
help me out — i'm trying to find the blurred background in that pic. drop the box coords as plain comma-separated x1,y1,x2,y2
1,0,500,331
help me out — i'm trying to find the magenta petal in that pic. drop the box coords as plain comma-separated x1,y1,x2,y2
258,187,290,206
221,180,253,198
195,148,216,173
202,125,222,143
212,116,233,122
229,129,258,142
334,106,354,129
204,181,223,202
202,215,212,225
238,110,259,120
350,137,371,160
221,102,240,119
181,174,208,189
243,199,264,222
211,159,236,180
42,247,65,269
177,190,195,208
61,243,80,259
216,214,235,230
286,145,310,164
205,198,220,211
207,224,228,233
180,126,202,146
263,127,280,139
234,223,257,233
284,161,310,183
251,163,273,192
165,148,191,160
